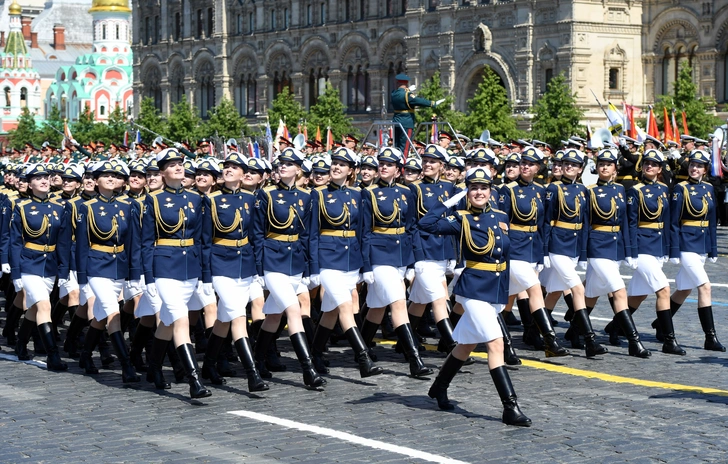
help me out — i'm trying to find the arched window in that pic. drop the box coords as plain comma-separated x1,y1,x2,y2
308,67,328,107
102,24,107,40
20,88,27,107
170,66,185,105
116,24,120,40
144,68,163,111
235,73,257,115
273,71,291,99
346,65,370,112
197,61,215,118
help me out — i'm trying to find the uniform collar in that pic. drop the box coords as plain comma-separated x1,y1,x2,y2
687,177,701,185
422,176,440,184
164,185,186,194
221,186,240,194
276,181,297,191
642,177,657,185
377,179,397,188
96,193,116,203
60,192,75,199
329,182,347,191
469,203,491,215
597,179,612,186
560,177,575,185
30,193,49,203
517,177,532,187
81,191,96,201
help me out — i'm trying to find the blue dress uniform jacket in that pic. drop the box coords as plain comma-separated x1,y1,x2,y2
201,187,256,281
626,179,670,258
543,178,588,260
498,178,546,264
585,180,632,260
9,195,72,281
409,177,459,262
141,186,204,283
0,191,21,265
361,180,417,273
252,183,311,277
309,183,363,275
64,192,95,273
420,202,510,304
75,195,142,285
669,179,717,259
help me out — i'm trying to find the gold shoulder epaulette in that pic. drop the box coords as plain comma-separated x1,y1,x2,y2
150,189,165,197
315,185,327,191
263,185,277,193
208,190,222,198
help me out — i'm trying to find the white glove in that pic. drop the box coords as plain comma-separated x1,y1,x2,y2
363,272,375,285
669,257,680,265
58,278,69,288
174,142,183,149
408,85,417,93
709,257,718,264
625,257,638,270
70,138,78,145
669,149,681,160
414,261,427,274
405,268,415,283
301,276,310,286
1,263,10,274
202,282,214,296
253,275,265,287
446,260,456,273
434,98,446,107
536,264,544,272
13,279,23,291
443,189,467,208
543,256,551,269
578,261,588,271
144,282,157,298
309,274,320,287
126,280,141,290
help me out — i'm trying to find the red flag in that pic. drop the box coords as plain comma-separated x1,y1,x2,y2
624,104,637,139
646,107,659,139
662,107,673,144
671,109,680,142
681,111,689,135
303,124,308,141
326,127,332,151
315,126,322,143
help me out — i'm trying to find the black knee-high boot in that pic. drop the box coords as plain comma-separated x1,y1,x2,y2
253,328,276,379
50,301,69,338
657,310,686,355
119,308,134,336
129,322,154,371
97,331,115,367
265,316,287,372
428,354,466,410
395,323,433,377
2,304,22,346
345,327,383,378
289,332,326,388
79,326,102,374
193,317,207,353
359,318,379,361
176,343,212,399
15,316,35,360
249,319,263,346
572,309,608,358
436,318,457,354
37,322,68,371
63,313,87,358
31,324,45,355
698,306,726,352
531,308,569,357
517,299,544,349
216,332,237,377
234,337,269,392
110,330,140,382
301,316,317,347
652,299,681,342
614,310,651,358
202,331,227,385
563,293,575,322
166,342,186,382
311,324,332,374
497,312,521,366
501,309,521,326
490,365,532,427
146,337,171,389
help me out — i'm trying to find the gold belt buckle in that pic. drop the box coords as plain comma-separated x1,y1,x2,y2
43,244,50,252
236,239,244,247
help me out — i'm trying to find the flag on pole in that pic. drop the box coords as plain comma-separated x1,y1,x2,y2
265,120,274,161
646,106,660,139
248,140,255,158
123,131,129,148
585,123,593,149
711,134,723,178
681,111,689,135
606,102,624,134
671,109,681,142
303,123,308,141
253,141,260,159
662,107,673,144
315,126,322,143
326,126,333,152
135,130,142,144
275,119,286,151
623,103,638,139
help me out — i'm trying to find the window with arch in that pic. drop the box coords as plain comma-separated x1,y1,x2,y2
20,88,27,107
321,2,326,24
235,73,257,116
237,14,242,35
102,24,107,40
100,105,106,116
144,68,163,111
271,9,276,30
170,66,185,105
4,87,10,107
273,71,291,99
154,16,160,44
249,12,254,33
174,13,181,40
307,5,312,26
308,67,328,108
346,65,370,112
284,8,289,29
207,8,213,37
116,24,120,40
197,62,215,119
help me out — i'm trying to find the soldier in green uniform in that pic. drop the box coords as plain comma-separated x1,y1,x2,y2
390,74,443,154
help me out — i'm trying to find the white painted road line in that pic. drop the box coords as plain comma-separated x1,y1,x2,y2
0,352,48,368
228,410,470,464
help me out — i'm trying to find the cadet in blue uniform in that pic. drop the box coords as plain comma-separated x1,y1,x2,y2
666,150,724,352
390,74,440,153
141,148,211,398
583,149,650,358
499,147,568,357
75,161,142,382
407,144,461,353
10,164,71,370
308,147,383,378
422,168,531,426
251,147,325,389
200,152,269,392
542,149,607,358
360,147,433,378
358,155,379,189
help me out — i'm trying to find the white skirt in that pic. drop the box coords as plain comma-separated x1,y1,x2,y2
628,254,669,296
675,252,709,291
453,296,504,344
262,272,303,315
79,283,95,306
366,265,406,308
508,260,540,295
58,270,79,299
21,274,55,308
135,285,162,318
544,253,582,293
122,275,144,301
409,260,448,303
585,258,625,298
156,278,198,326
89,277,124,321
188,280,217,311
249,279,264,302
213,275,252,322
320,269,359,312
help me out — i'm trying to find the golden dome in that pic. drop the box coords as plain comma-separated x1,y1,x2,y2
88,0,131,13
9,0,22,15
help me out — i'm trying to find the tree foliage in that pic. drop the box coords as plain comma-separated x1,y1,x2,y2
8,107,39,148
268,87,306,137
654,64,722,138
134,97,167,144
308,82,357,140
166,100,203,145
463,67,523,141
531,73,585,148
201,98,249,140
37,106,65,147
415,71,467,140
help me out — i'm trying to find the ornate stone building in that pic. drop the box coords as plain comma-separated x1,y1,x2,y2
132,0,728,132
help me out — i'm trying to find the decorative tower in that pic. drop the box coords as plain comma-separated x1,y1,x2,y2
0,0,42,132
88,0,132,54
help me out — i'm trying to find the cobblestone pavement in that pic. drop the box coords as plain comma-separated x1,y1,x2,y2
1,232,728,463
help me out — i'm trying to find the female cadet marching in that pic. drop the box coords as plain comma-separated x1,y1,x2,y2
499,146,568,357
422,168,531,426
251,147,325,389
583,148,651,358
308,147,383,378
666,150,724,352
199,152,269,392
542,149,607,358
10,163,71,371
359,147,432,378
141,148,212,399
75,160,142,382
